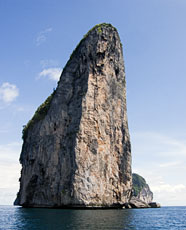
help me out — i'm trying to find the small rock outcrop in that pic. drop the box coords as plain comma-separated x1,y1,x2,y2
149,202,161,208
15,23,132,208
127,173,160,208
132,173,153,204
129,197,150,208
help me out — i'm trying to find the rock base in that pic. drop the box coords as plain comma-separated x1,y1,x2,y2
124,198,161,209
149,202,161,208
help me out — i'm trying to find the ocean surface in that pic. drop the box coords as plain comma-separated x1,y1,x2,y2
0,206,186,230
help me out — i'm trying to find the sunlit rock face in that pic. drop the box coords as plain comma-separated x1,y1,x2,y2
15,24,132,208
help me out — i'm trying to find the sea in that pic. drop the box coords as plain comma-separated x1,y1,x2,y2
0,206,186,230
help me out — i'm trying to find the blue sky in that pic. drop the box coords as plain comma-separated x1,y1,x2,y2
0,0,186,205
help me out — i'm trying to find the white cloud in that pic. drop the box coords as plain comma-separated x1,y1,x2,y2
0,163,21,188
0,142,21,205
151,181,186,206
0,82,19,103
0,188,19,205
159,161,181,168
0,142,21,164
36,27,52,46
132,131,186,206
39,68,62,81
151,183,186,193
133,168,186,206
131,131,186,162
40,59,59,68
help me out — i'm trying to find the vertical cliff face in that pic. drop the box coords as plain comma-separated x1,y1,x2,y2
15,23,132,208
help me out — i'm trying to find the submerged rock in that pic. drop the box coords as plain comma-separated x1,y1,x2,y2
15,23,132,208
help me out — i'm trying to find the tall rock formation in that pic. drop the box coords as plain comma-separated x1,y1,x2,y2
15,23,132,208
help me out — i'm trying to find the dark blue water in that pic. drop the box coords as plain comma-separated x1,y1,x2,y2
0,206,186,230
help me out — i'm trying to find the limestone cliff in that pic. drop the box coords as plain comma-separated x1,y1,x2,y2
132,173,153,204
15,23,132,208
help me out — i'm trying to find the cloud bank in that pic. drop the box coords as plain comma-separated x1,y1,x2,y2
0,82,19,103
36,27,52,46
39,68,62,81
0,142,21,205
132,131,186,206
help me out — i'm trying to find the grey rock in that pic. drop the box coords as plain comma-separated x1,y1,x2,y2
130,174,161,209
129,197,150,209
136,184,153,204
149,202,161,208
15,23,132,208
132,173,153,204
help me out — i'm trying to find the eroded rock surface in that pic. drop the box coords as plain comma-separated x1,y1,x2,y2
15,23,132,208
129,173,161,208
137,184,153,204
129,197,150,209
149,202,161,208
132,173,153,204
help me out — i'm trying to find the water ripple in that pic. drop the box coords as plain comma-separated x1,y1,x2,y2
0,206,186,230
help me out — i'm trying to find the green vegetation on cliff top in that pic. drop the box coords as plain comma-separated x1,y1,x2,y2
69,23,117,61
132,173,147,197
22,90,56,140
84,23,117,37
